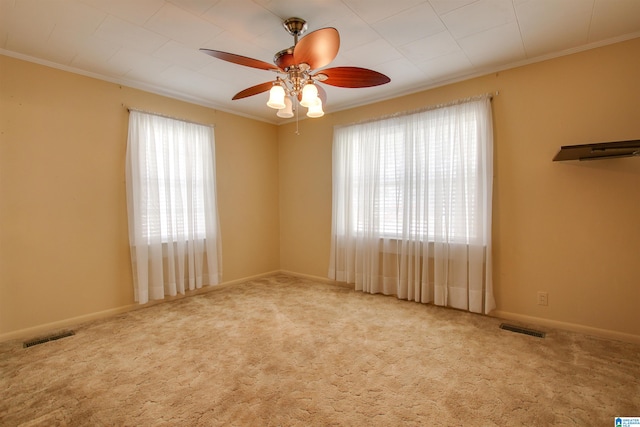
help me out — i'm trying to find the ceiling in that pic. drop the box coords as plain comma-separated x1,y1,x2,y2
2,0,640,124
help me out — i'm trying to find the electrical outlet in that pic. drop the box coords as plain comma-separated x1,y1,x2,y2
537,292,548,306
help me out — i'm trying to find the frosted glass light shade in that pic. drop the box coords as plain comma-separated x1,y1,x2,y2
306,98,324,118
300,83,318,107
267,84,286,109
277,97,294,118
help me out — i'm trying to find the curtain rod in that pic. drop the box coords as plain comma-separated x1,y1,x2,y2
335,92,498,129
124,105,215,128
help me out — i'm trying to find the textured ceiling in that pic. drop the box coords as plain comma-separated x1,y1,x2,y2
1,0,640,123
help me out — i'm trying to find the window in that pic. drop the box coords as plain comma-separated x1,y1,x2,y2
127,111,216,244
332,98,489,244
329,96,494,314
125,110,222,303
138,130,208,243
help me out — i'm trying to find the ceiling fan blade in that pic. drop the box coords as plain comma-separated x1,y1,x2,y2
232,81,274,100
316,67,391,88
200,49,280,71
293,27,339,70
317,84,327,105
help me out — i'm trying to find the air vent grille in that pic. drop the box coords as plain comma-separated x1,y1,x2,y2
23,330,75,348
500,323,545,338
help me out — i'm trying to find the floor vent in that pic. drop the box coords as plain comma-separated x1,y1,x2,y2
499,323,545,338
23,330,75,348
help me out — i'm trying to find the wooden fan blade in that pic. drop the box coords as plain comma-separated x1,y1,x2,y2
232,81,274,100
293,28,339,70
317,84,327,105
200,49,280,71
317,67,390,88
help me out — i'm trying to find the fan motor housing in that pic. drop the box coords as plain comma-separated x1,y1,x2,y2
274,48,295,70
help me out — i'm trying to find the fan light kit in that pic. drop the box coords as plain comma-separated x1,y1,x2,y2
200,17,391,121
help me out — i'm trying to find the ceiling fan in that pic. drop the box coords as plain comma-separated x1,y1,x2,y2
200,17,391,119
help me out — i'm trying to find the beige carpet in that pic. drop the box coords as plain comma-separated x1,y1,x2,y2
1,274,639,426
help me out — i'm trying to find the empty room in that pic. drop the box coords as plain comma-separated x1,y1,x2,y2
1,0,639,425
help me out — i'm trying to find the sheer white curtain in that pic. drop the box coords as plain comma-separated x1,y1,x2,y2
329,96,495,314
126,111,222,304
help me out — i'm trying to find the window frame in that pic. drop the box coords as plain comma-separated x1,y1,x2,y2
337,106,482,244
127,111,216,246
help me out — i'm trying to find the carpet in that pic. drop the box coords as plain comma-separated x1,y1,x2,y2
1,274,639,426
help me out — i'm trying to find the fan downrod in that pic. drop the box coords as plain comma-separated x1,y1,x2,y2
283,17,307,44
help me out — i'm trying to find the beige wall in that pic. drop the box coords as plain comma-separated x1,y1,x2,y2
279,38,640,339
2,38,639,342
0,55,280,337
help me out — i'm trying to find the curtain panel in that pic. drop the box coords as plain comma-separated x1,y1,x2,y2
126,111,222,304
329,96,495,314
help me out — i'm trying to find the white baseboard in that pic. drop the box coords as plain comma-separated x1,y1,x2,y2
278,270,352,288
491,310,640,345
281,271,640,345
5,271,637,346
0,305,138,345
0,270,281,344
282,271,640,345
